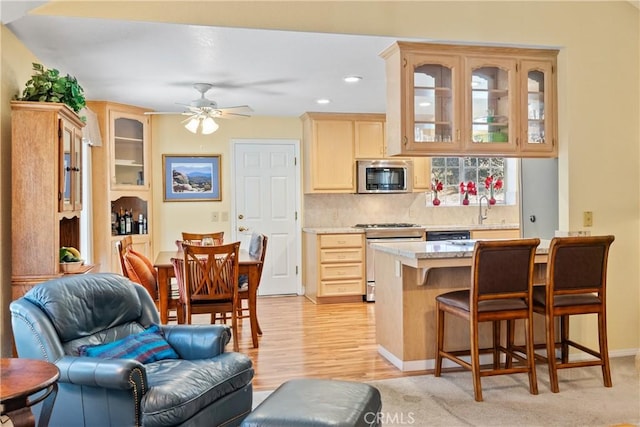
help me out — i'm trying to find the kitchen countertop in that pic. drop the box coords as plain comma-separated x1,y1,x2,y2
302,223,519,234
302,227,364,234
370,239,550,260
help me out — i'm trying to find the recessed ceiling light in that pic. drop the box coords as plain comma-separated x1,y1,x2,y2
344,76,362,83
316,99,331,104
419,102,431,107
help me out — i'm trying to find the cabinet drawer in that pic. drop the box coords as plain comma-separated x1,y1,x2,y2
320,234,363,248
320,263,363,280
319,279,364,296
320,248,363,263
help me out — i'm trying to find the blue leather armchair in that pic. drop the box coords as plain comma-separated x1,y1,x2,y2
10,273,254,427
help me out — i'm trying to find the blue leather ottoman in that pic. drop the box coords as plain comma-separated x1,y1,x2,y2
241,378,382,427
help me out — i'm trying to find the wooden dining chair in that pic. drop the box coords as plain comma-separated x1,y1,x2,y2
116,236,182,322
532,235,615,393
173,241,241,351
238,233,268,334
181,231,224,246
434,238,540,402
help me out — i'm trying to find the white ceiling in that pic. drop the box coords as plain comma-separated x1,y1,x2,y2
5,7,414,117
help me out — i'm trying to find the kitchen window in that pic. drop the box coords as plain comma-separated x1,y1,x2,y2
431,157,516,206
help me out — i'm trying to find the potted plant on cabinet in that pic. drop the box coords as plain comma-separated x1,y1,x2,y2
15,62,86,114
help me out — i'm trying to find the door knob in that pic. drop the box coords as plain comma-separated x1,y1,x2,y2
239,226,249,232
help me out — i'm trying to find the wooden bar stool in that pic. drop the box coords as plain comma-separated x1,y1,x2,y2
532,235,615,393
434,238,540,402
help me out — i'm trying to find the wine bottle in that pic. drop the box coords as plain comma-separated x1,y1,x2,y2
125,209,132,234
119,211,126,235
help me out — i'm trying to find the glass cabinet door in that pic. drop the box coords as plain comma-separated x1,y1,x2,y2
466,57,518,153
73,128,83,211
60,119,73,211
405,53,461,153
59,118,82,212
520,59,556,154
111,113,147,188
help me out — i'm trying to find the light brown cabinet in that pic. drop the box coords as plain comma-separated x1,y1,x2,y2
302,112,391,193
302,113,356,193
381,42,558,158
303,232,365,303
412,157,432,190
86,101,153,274
302,112,432,193
10,101,87,298
471,228,520,239
354,119,386,159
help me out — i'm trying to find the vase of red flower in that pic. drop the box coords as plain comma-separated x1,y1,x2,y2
459,181,477,205
431,179,443,206
484,175,503,205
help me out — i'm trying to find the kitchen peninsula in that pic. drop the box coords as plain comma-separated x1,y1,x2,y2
371,239,550,371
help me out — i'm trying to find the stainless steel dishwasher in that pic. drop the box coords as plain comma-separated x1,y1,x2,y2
426,230,471,241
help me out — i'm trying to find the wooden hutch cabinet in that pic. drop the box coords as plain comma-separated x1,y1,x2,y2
381,42,558,158
86,101,153,274
10,101,87,299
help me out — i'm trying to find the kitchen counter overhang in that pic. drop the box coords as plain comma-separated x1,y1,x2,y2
370,239,550,271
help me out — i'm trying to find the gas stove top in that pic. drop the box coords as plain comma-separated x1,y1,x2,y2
354,223,426,239
354,223,421,228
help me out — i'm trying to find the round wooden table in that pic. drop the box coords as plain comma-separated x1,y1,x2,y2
0,358,59,427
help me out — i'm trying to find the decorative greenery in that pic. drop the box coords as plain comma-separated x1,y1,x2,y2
17,63,86,113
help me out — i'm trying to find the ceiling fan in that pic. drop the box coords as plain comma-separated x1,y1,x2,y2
146,83,252,134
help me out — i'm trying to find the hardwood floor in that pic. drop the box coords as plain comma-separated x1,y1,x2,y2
183,295,426,391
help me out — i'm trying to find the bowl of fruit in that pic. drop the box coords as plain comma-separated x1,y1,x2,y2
59,247,84,273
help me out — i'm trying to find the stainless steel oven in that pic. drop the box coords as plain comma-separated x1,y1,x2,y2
354,223,426,302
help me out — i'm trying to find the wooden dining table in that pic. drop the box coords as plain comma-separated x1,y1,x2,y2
154,249,263,348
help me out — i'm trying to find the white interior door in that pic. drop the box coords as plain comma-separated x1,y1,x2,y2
232,140,300,295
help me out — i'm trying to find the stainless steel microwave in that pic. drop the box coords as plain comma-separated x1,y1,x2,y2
357,159,413,194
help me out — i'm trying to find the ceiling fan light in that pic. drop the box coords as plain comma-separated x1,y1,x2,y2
201,117,219,134
185,117,200,133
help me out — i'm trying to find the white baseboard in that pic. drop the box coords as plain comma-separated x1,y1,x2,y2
377,345,639,372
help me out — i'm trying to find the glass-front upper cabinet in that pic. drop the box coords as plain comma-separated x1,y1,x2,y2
520,59,556,155
59,117,83,212
381,42,558,158
465,57,518,154
405,53,462,153
110,112,149,189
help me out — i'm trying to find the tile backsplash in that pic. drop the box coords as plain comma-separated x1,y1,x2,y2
303,193,520,228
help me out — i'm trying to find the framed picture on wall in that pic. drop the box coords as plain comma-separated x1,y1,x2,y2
162,154,221,201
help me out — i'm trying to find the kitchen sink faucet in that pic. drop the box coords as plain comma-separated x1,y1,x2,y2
478,195,491,225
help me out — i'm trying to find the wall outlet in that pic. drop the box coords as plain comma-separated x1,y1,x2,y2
211,211,219,222
583,211,593,227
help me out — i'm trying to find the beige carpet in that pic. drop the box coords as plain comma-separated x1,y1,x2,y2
253,355,639,426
